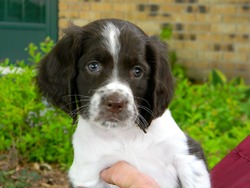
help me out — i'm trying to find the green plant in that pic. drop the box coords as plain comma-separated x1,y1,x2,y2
208,69,247,86
170,71,250,168
160,25,187,80
160,25,173,40
0,38,74,168
25,37,54,64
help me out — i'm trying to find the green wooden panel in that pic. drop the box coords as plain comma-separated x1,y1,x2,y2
0,0,58,62
0,0,46,23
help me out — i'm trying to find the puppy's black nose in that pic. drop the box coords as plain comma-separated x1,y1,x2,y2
105,93,128,114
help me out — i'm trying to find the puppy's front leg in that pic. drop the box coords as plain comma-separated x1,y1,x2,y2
174,155,211,188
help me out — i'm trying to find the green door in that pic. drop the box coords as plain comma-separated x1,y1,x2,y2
0,0,58,62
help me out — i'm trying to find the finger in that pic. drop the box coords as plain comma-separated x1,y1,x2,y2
101,161,138,187
100,161,160,188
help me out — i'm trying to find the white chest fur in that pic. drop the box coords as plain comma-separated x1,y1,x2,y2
69,110,210,188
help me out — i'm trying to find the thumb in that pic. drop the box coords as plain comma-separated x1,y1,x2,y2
100,161,140,187
100,161,160,188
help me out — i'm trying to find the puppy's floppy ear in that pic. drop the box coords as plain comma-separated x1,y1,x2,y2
142,36,174,128
36,26,82,123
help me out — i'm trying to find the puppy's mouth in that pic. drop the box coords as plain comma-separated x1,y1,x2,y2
94,110,133,127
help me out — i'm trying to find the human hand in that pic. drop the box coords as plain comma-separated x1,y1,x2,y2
100,161,160,188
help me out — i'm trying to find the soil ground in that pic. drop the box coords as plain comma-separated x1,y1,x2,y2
0,153,69,188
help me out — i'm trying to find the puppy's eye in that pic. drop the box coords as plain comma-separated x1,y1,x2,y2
132,66,143,78
87,61,101,73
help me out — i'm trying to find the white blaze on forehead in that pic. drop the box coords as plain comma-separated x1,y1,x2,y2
102,22,121,79
102,22,121,60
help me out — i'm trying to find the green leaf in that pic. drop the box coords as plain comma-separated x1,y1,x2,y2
160,26,173,40
208,69,227,86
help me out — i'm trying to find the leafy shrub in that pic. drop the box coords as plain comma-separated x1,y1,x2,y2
170,70,250,168
25,37,54,64
0,39,74,168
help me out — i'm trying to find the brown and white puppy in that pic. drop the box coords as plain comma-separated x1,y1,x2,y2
37,19,210,188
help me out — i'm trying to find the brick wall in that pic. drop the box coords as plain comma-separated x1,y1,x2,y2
58,0,250,84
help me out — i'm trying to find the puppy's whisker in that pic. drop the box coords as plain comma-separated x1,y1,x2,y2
70,107,88,119
137,113,148,128
138,105,155,118
59,97,91,111
134,97,151,107
77,99,91,103
88,88,99,95
59,101,79,111
60,95,90,100
72,104,89,114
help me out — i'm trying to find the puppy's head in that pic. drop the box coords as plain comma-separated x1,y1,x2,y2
37,19,174,132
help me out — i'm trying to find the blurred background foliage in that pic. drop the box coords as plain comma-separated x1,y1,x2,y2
0,29,249,172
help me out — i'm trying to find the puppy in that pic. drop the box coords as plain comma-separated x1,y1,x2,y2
37,19,211,188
